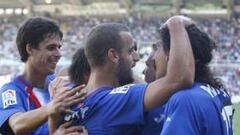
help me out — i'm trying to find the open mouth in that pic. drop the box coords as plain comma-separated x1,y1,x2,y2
50,58,60,65
52,61,58,66
51,61,58,65
48,57,60,69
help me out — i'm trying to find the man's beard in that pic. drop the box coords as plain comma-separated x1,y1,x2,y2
117,58,134,86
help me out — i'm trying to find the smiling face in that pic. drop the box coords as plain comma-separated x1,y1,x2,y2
28,34,62,75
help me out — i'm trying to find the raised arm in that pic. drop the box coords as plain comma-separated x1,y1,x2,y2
144,16,195,111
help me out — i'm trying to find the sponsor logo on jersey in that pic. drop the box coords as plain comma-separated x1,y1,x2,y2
64,106,89,122
109,84,134,94
2,89,17,108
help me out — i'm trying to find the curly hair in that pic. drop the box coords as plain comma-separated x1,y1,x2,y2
69,48,90,85
159,24,223,89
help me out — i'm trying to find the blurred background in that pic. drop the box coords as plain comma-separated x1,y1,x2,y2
0,0,239,133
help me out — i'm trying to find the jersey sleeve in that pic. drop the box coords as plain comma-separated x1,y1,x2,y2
103,83,148,126
0,83,27,130
161,92,201,135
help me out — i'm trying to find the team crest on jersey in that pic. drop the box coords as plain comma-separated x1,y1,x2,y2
109,84,134,94
2,89,17,108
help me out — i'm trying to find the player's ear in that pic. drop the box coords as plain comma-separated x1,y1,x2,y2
107,48,119,64
26,44,34,56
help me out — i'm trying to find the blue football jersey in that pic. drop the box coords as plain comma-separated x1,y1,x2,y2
161,82,234,135
0,75,54,135
140,106,165,135
63,83,148,135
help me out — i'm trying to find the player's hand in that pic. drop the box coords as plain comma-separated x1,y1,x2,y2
49,76,70,98
52,122,88,135
47,77,87,115
164,15,195,28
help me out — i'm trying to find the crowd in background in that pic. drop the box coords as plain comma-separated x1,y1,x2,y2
0,16,239,96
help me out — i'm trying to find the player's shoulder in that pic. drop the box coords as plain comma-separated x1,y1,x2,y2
199,83,230,97
169,83,206,103
0,79,24,109
109,83,147,95
0,77,27,98
0,79,19,93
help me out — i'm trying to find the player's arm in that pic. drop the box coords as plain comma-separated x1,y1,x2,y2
8,107,49,135
8,83,86,135
144,16,195,111
48,113,61,135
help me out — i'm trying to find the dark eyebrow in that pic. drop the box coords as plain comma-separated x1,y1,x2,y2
47,43,62,47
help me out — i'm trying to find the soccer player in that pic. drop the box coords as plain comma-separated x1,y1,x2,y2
59,43,157,135
159,23,234,135
57,42,140,84
140,41,165,135
69,48,91,85
51,16,195,135
143,43,158,83
0,17,85,135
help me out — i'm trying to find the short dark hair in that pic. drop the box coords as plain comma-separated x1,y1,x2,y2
16,16,63,62
85,23,129,68
159,24,223,89
69,48,90,85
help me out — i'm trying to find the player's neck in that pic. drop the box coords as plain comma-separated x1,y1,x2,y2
23,64,47,89
86,68,119,93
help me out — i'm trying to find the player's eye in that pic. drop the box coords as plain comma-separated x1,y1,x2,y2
128,48,134,54
47,46,56,51
58,45,62,49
